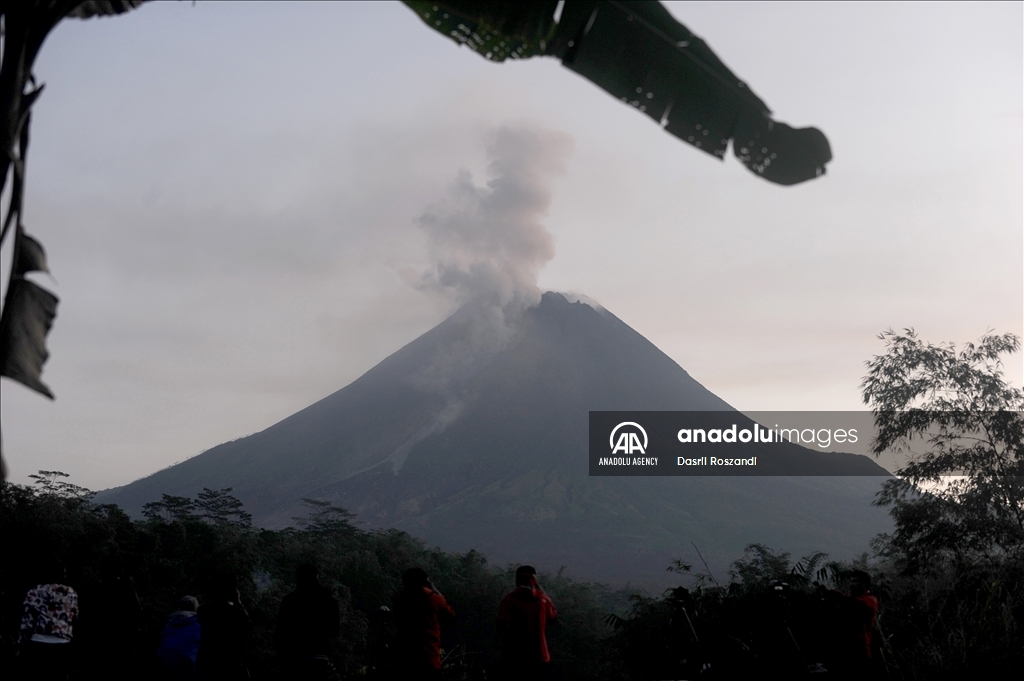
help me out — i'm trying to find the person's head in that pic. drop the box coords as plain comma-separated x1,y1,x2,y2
177,595,199,613
42,557,67,585
296,563,318,590
100,553,126,580
208,573,239,603
402,567,429,591
849,570,871,596
515,565,537,588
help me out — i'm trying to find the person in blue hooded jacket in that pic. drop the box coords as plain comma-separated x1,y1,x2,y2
157,596,201,680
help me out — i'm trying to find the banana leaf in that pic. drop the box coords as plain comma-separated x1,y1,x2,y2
405,0,831,185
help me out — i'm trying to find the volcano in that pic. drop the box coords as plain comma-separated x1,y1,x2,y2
98,293,891,585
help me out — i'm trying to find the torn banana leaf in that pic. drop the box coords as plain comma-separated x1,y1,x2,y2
405,0,831,185
0,278,59,399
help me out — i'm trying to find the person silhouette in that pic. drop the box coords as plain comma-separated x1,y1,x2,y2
157,596,201,680
87,556,143,680
392,567,455,680
497,565,557,681
817,570,879,680
18,560,78,681
196,573,250,681
275,563,341,679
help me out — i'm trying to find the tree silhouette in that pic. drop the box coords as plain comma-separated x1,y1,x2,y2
141,493,198,522
862,329,1024,572
194,486,253,528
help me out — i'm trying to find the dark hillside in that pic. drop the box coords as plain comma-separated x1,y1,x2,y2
97,293,890,585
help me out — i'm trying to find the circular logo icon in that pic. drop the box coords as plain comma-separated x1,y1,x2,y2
610,422,648,454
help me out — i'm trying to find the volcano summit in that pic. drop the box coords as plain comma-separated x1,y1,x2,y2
98,293,890,585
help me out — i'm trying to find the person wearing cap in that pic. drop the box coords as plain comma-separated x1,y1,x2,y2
497,565,557,680
157,596,201,680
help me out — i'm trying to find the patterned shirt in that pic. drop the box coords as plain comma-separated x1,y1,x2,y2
20,583,79,643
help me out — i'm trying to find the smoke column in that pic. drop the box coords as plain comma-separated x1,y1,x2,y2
379,126,572,472
417,125,572,329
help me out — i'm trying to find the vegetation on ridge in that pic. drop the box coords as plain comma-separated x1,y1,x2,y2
2,330,1021,678
3,472,1021,678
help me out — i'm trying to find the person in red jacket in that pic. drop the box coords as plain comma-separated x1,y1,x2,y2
392,568,455,680
818,569,879,680
497,565,557,681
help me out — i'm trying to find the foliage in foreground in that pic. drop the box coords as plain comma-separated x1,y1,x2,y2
856,329,1024,677
862,329,1024,569
3,329,1022,679
3,476,1021,679
605,544,1023,680
0,477,612,680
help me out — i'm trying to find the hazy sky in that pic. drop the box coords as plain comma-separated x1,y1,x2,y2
2,1,1021,491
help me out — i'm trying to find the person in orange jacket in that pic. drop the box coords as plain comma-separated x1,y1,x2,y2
392,568,455,680
817,569,879,680
497,565,557,681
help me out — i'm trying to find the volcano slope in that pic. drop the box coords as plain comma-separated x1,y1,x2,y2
98,292,891,585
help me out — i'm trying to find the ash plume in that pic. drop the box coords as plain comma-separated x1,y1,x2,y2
417,125,572,324
389,126,572,468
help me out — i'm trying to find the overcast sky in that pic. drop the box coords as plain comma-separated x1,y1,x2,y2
2,1,1021,491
